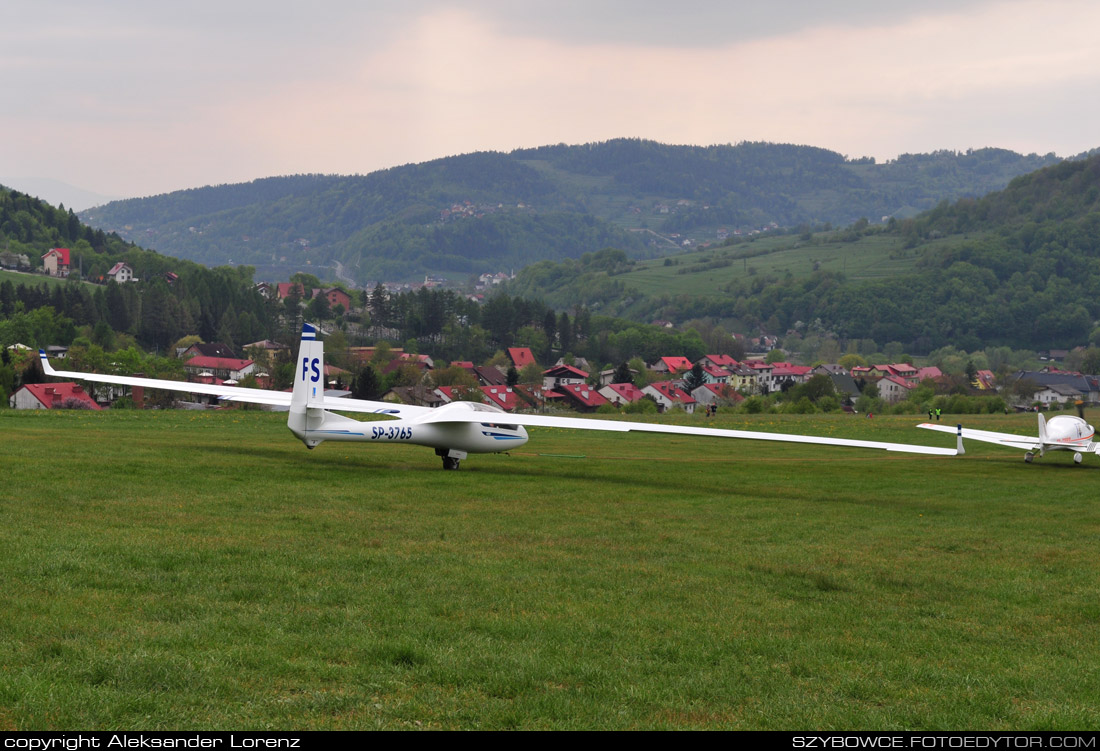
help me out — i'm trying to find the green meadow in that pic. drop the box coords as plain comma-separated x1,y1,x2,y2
3,408,1099,730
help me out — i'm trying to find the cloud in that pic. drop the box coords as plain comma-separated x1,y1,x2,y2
3,0,1098,198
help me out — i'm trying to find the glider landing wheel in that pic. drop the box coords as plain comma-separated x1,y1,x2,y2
1074,452,1083,465
442,457,461,471
1024,452,1034,463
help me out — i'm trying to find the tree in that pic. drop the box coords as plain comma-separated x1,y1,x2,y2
612,361,633,384
683,362,705,393
307,292,330,322
351,366,381,400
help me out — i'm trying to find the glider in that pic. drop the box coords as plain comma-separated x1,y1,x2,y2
41,323,959,470
919,413,1096,465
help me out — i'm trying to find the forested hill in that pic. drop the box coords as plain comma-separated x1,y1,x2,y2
505,154,1100,354
80,140,1063,285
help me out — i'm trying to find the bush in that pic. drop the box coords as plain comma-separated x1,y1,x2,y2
622,398,658,414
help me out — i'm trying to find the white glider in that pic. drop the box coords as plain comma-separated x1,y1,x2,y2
41,323,959,470
919,413,1096,465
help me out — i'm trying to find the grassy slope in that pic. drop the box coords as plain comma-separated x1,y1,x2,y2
616,233,967,299
3,408,1098,730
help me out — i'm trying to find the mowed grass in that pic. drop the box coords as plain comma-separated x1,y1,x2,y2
3,408,1099,730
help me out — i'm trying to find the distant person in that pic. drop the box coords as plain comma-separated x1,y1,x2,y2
935,408,942,421
928,408,934,420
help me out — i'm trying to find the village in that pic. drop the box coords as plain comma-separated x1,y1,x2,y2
7,247,1100,417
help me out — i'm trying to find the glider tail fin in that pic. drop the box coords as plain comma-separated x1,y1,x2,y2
288,322,325,445
956,424,965,455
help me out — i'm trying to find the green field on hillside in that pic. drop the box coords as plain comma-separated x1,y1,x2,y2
3,408,1098,730
619,233,951,298
0,269,84,290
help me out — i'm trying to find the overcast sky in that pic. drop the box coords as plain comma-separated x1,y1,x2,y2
3,0,1098,205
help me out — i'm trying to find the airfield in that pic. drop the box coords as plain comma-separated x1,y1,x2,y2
3,408,1098,730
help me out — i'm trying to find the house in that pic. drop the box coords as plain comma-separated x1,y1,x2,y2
691,383,744,408
479,385,521,412
10,383,101,410
182,342,238,360
698,354,739,370
321,287,352,312
473,365,509,387
42,248,70,278
650,356,692,375
973,369,997,390
827,373,863,403
507,347,536,370
556,383,608,412
916,366,943,382
106,262,135,282
383,385,447,408
878,376,915,404
1033,383,1084,407
726,364,759,394
597,367,638,386
543,363,588,391
598,382,647,407
183,356,255,382
642,381,697,414
276,282,308,300
1013,370,1099,404
700,364,733,385
0,250,30,269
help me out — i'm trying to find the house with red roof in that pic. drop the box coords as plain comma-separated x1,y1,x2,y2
276,282,308,300
556,383,608,412
650,356,692,375
11,383,101,410
479,385,520,411
320,287,352,312
507,347,536,369
42,248,70,278
879,375,916,404
973,369,997,390
699,354,739,369
598,382,647,407
542,363,588,391
642,381,697,414
767,365,813,392
700,364,733,385
916,366,943,382
106,262,135,282
691,383,744,408
183,356,255,382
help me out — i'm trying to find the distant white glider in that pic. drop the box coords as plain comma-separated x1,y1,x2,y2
41,323,959,470
920,413,1096,465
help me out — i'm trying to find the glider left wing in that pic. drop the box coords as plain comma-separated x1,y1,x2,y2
38,350,431,419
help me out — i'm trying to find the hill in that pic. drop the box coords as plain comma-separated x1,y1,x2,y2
506,154,1100,353
80,140,1062,285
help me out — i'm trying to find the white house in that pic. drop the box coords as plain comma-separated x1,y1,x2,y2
106,262,136,282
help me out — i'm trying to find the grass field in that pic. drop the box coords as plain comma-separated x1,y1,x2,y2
3,408,1099,730
618,232,970,298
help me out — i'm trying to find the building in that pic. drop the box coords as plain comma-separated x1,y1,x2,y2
878,376,916,404
507,347,536,370
543,364,588,391
106,262,135,282
183,356,255,382
650,356,692,375
10,383,101,410
691,383,743,408
642,381,697,414
556,383,608,412
42,248,70,278
598,382,647,407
